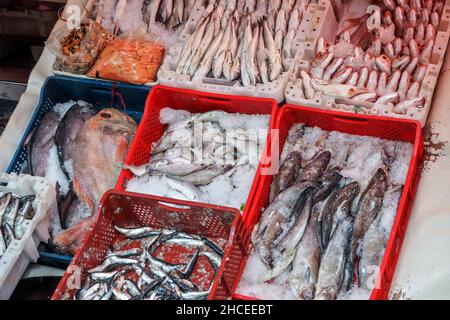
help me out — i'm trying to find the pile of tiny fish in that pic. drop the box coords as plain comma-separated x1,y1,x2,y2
175,0,313,85
238,124,413,300
125,108,268,210
294,0,444,114
0,192,36,258
71,225,224,300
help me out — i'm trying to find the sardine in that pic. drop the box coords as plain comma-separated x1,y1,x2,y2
254,181,320,268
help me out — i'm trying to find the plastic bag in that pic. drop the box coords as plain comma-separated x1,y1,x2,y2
87,30,166,85
48,20,113,75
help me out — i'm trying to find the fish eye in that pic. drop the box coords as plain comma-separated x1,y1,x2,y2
100,112,112,119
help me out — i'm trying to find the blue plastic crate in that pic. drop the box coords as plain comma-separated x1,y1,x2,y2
7,75,151,266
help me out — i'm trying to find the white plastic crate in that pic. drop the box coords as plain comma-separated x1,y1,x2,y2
157,2,320,102
285,0,450,127
0,173,57,300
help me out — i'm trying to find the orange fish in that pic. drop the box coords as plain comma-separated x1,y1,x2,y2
54,109,137,254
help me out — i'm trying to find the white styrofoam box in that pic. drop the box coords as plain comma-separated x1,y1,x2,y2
285,0,450,127
0,173,57,300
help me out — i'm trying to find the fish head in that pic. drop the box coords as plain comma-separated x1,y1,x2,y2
95,109,138,138
373,168,389,188
286,150,302,164
344,181,361,199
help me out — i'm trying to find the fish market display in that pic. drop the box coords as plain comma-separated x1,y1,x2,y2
237,123,413,300
51,21,113,75
67,225,225,300
25,101,137,254
0,192,36,258
174,0,314,85
293,0,444,114
125,107,269,211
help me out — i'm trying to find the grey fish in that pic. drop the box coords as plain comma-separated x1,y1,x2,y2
315,216,353,300
114,225,162,239
88,256,139,273
254,181,320,268
318,182,360,252
264,189,316,281
54,104,97,180
289,211,320,300
13,195,35,240
351,169,388,267
337,258,353,296
269,151,302,203
313,167,343,204
28,111,61,177
0,193,12,253
172,164,232,186
296,151,331,183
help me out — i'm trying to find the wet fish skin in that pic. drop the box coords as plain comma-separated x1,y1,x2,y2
315,216,353,301
296,151,331,183
351,169,388,267
13,196,35,240
269,151,303,203
54,104,97,180
318,182,360,252
313,167,342,204
289,211,320,300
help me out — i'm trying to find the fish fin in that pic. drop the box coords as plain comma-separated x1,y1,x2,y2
54,217,95,255
115,136,129,165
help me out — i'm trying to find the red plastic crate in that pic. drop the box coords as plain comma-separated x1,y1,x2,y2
234,105,424,301
52,190,251,300
116,85,279,217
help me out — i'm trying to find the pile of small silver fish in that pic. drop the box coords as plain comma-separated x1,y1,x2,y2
0,192,36,258
175,0,313,85
250,124,405,300
72,225,224,300
125,108,265,201
295,0,444,114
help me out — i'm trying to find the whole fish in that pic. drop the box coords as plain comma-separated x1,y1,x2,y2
254,181,320,268
54,104,97,180
177,16,209,74
314,82,371,99
173,164,232,185
28,111,61,177
289,210,320,300
358,187,403,289
54,109,137,254
301,70,316,99
245,25,260,86
263,19,283,81
188,17,216,76
351,169,388,267
223,18,239,80
269,151,303,203
0,193,12,255
266,189,316,280
318,182,360,252
14,196,35,239
212,19,233,79
257,26,270,84
193,29,225,81
241,19,254,86
313,167,342,204
296,151,331,183
315,216,353,300
393,97,425,114
113,0,127,35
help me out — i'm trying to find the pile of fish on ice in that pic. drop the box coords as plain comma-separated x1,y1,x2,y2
174,0,314,85
67,225,225,300
0,193,36,258
25,101,137,255
294,0,444,114
237,124,413,300
125,108,269,211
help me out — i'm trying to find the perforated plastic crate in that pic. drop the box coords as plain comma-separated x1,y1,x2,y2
6,75,151,266
52,190,250,300
235,105,424,300
116,85,278,217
